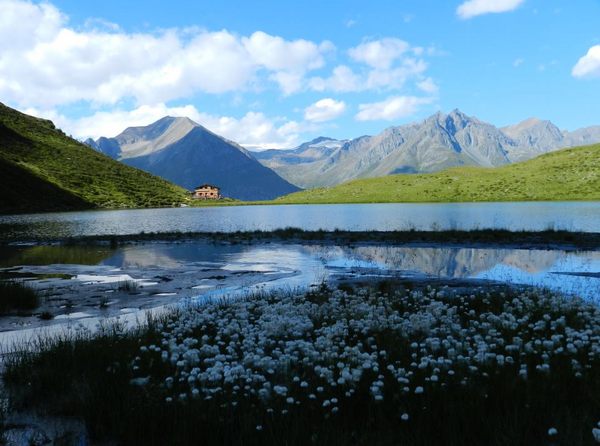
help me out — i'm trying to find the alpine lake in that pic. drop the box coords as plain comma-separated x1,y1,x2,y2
1,201,600,341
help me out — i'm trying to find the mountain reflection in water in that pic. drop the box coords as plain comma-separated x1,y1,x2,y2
1,242,599,300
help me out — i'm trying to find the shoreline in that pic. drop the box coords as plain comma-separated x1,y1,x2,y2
0,260,298,336
1,229,599,338
2,197,600,217
5,228,600,252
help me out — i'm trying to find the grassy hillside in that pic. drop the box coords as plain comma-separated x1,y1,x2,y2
0,103,190,213
274,143,600,204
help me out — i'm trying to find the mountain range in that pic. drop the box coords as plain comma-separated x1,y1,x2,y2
85,117,300,201
256,110,600,189
275,142,600,204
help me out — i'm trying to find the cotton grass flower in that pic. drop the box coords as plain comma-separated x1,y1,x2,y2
128,283,600,429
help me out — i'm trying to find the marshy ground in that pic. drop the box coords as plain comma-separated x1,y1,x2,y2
1,229,600,445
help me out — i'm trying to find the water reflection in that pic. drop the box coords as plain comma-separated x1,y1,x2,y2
101,243,253,269
306,246,564,278
0,245,116,268
1,242,599,300
2,202,600,240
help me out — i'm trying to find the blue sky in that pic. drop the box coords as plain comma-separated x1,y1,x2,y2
1,0,599,148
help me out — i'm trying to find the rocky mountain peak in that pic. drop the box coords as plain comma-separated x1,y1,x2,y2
85,116,301,200
308,136,335,145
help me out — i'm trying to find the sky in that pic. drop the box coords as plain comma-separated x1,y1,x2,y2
0,0,599,149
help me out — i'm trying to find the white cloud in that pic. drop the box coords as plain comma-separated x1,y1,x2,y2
0,0,333,108
0,0,65,52
348,38,412,69
426,45,450,57
308,38,428,93
304,98,346,122
197,111,306,149
513,58,524,67
1,1,441,147
365,58,428,90
242,31,330,72
308,65,363,92
355,96,433,121
345,19,357,27
456,0,526,19
269,71,306,96
308,60,427,93
243,31,334,95
83,17,121,32
416,77,439,94
24,104,305,149
572,45,600,78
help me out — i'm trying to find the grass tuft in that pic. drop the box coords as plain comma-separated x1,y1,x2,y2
37,310,54,320
117,280,138,292
0,280,39,314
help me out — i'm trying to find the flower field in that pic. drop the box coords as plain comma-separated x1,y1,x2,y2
5,281,600,445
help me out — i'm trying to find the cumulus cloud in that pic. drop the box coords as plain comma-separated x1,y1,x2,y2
348,38,412,70
308,65,363,92
243,31,334,95
572,45,600,79
269,71,308,96
0,0,333,108
365,58,427,90
25,103,305,149
456,0,526,19
1,1,439,146
243,31,330,72
303,98,346,122
308,38,428,93
416,77,439,94
355,96,433,121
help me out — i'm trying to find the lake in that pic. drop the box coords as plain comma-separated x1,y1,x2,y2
1,201,600,241
2,241,600,301
2,240,599,345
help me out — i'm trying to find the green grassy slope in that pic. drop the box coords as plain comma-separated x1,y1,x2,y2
274,143,600,204
0,103,190,213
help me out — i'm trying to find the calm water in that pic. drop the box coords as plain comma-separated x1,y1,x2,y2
1,202,600,240
2,241,599,345
2,242,600,301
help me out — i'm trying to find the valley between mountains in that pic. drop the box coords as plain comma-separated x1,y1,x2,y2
2,101,600,213
86,107,600,196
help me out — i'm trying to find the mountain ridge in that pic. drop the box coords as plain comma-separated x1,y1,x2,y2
87,117,300,201
257,110,600,189
274,143,600,204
